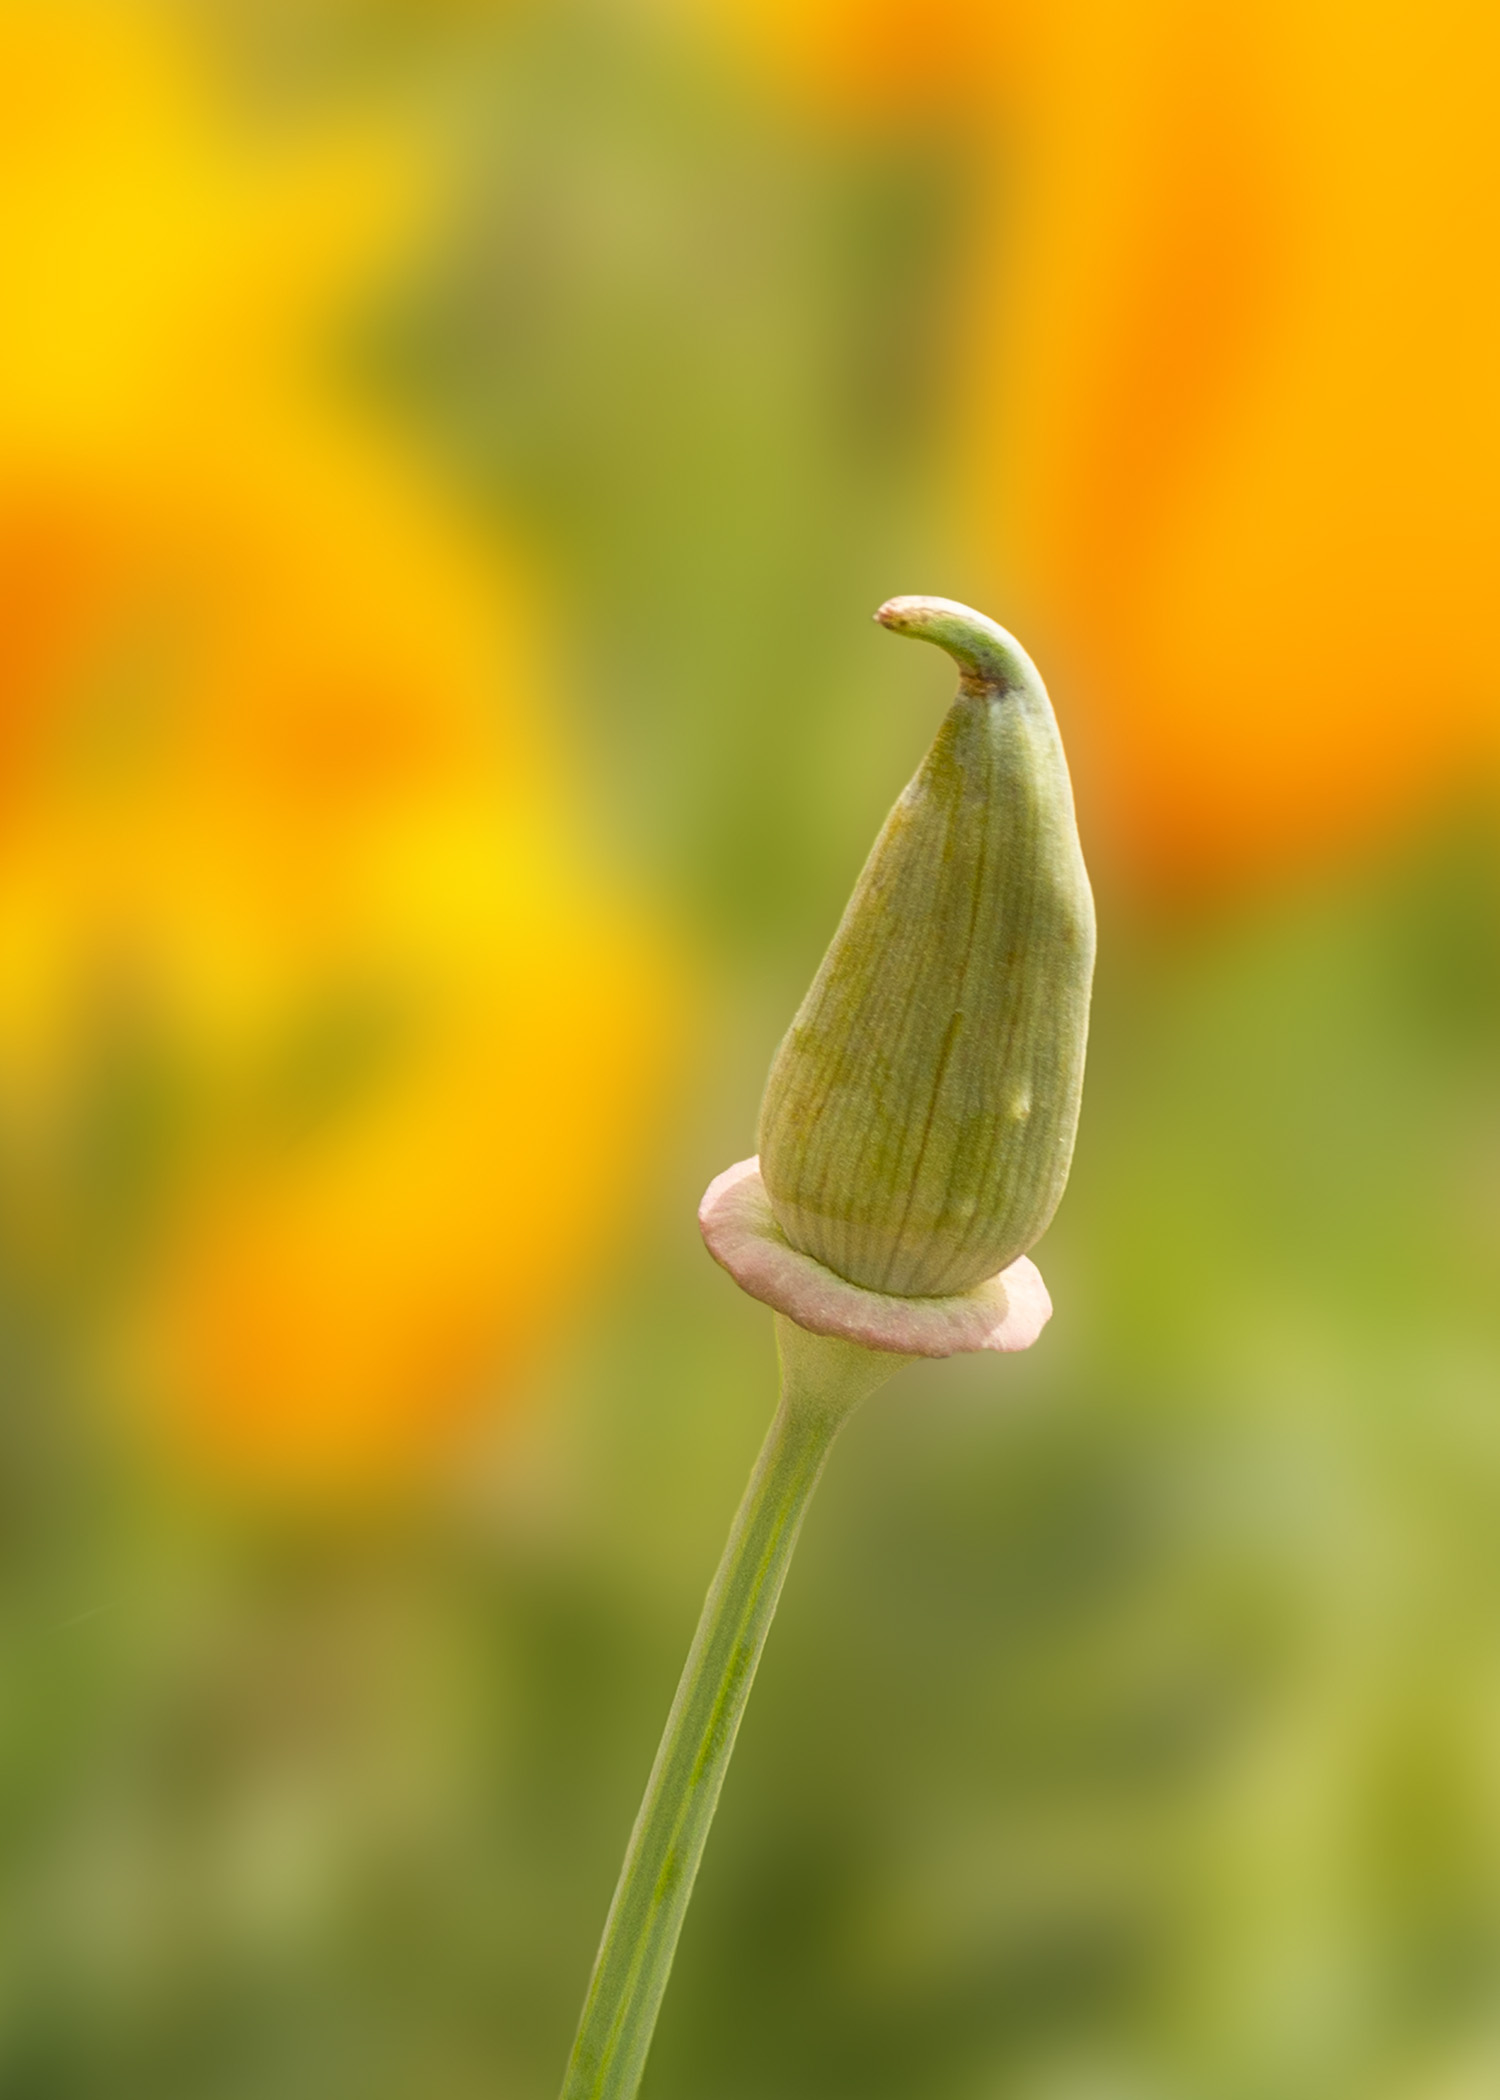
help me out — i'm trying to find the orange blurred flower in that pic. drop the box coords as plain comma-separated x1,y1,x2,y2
706,0,1500,888
0,1,677,1496
699,0,1018,120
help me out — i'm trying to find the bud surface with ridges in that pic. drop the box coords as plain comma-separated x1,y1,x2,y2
757,596,1094,1298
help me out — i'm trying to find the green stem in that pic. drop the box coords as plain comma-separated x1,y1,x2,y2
558,1318,910,2100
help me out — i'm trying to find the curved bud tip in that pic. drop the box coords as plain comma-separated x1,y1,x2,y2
875,595,1042,696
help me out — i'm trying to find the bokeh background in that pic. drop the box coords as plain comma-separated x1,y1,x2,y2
3,2,1500,2095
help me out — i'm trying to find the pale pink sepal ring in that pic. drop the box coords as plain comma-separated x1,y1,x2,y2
699,1157,1052,1359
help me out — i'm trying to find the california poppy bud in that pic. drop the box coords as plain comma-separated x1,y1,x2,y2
757,596,1094,1299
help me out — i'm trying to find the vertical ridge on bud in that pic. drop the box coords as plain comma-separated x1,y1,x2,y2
757,596,1095,1299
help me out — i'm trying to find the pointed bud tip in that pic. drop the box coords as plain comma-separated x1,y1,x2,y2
873,595,1041,695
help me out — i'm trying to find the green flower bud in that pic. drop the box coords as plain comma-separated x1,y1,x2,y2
757,595,1094,1299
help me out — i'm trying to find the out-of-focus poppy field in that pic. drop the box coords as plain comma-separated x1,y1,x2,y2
3,2,1499,2093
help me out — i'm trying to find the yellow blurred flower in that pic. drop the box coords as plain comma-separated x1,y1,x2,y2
705,0,1500,887
0,0,677,1495
978,0,1500,887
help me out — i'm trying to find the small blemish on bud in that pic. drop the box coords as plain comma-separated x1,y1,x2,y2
1009,1088,1032,1122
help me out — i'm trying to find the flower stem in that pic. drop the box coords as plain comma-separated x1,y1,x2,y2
558,1318,910,2100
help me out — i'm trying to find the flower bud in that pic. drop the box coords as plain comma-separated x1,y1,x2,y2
757,596,1094,1298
